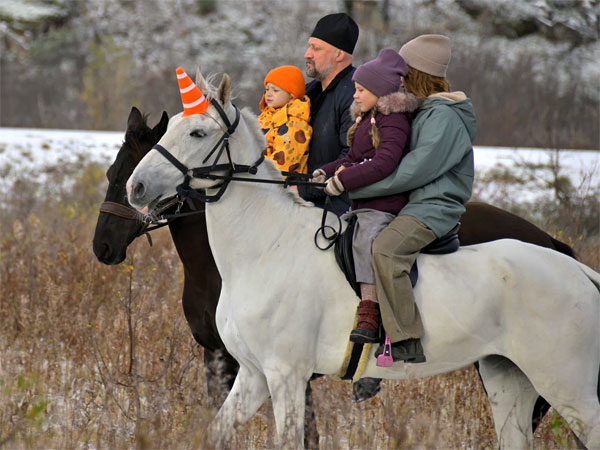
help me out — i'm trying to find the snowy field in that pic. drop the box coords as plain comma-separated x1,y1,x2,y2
0,127,598,202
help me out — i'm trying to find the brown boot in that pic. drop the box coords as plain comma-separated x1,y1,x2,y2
350,300,380,343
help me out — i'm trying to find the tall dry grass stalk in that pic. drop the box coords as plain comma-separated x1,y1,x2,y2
0,161,595,448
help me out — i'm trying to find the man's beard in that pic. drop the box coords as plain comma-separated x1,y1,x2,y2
306,59,334,81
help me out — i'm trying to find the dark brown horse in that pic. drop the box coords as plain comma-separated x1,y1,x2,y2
92,107,237,404
93,107,575,439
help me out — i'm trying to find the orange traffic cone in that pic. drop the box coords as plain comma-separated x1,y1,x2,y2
176,67,209,116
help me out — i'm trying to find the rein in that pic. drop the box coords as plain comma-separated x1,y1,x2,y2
99,195,205,247
146,97,340,248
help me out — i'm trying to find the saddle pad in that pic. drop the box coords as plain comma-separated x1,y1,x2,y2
337,312,372,382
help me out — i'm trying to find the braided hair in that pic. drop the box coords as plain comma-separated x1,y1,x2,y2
347,105,381,149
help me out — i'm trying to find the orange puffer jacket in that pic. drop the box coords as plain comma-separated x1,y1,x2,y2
258,96,312,173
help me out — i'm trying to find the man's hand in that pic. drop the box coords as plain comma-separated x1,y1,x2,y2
312,169,326,184
324,176,345,196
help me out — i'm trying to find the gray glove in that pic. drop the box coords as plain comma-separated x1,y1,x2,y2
312,169,326,184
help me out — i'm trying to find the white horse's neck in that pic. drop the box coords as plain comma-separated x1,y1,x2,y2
205,159,319,275
202,109,323,272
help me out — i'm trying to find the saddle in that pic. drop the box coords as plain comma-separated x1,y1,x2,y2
334,215,460,297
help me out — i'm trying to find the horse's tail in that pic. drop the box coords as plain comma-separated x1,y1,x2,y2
576,262,600,402
576,261,600,292
550,236,577,259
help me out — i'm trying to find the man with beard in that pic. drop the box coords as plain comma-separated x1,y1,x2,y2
297,13,359,216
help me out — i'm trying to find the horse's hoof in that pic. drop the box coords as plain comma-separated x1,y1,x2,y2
352,377,382,403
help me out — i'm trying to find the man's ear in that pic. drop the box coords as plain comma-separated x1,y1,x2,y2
335,50,345,62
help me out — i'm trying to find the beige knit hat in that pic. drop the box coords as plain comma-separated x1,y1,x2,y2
399,34,451,78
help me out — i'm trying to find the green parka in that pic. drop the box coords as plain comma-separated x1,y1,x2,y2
350,91,477,237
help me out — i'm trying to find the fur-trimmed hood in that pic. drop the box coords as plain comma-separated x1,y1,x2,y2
350,91,419,120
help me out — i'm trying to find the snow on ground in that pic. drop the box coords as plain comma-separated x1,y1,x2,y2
0,127,598,203
0,127,122,171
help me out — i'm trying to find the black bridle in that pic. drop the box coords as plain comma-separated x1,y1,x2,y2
121,98,339,249
151,98,256,204
151,98,327,203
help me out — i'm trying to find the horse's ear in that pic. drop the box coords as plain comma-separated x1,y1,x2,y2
195,67,210,94
127,106,144,131
153,111,169,137
218,73,232,105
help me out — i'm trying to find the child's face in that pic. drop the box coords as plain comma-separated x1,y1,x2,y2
264,83,294,108
353,82,378,112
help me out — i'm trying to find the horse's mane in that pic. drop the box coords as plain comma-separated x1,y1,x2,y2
203,73,223,100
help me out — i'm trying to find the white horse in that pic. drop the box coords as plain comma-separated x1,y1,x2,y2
127,70,600,448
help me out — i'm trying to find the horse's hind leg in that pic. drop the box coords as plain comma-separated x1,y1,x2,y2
534,382,600,448
478,355,539,449
208,364,270,446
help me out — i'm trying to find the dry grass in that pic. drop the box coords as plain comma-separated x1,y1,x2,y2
0,162,596,449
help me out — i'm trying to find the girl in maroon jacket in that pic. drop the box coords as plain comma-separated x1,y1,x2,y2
314,48,419,344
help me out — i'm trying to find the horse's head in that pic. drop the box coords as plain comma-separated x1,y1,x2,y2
127,68,266,213
93,107,169,265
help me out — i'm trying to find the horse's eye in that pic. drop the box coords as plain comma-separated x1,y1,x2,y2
190,129,207,138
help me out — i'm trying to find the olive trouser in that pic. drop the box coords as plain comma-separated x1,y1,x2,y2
372,215,437,342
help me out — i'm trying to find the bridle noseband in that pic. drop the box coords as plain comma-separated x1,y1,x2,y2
99,195,186,246
151,98,265,205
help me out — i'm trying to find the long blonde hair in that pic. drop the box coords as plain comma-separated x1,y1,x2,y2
403,66,451,99
347,105,381,149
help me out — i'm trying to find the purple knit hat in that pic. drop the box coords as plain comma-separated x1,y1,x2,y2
352,48,408,97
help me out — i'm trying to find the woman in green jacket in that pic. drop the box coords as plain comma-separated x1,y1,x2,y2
350,34,477,363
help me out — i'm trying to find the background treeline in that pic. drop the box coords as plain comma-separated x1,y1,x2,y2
0,0,598,149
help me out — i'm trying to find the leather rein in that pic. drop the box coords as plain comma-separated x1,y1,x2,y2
98,196,190,246
100,98,337,248
152,98,326,206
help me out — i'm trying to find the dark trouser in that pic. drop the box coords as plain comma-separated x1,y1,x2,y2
372,215,436,342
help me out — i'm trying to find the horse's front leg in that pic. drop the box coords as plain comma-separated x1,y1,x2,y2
208,364,270,447
266,366,312,449
203,348,239,408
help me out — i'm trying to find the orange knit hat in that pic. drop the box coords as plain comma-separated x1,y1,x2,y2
259,65,306,111
176,67,210,116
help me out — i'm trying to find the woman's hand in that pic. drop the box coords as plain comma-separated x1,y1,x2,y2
334,165,346,176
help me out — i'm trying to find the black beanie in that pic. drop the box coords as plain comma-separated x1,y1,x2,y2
310,13,359,55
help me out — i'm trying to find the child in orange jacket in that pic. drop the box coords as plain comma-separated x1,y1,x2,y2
258,65,312,174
